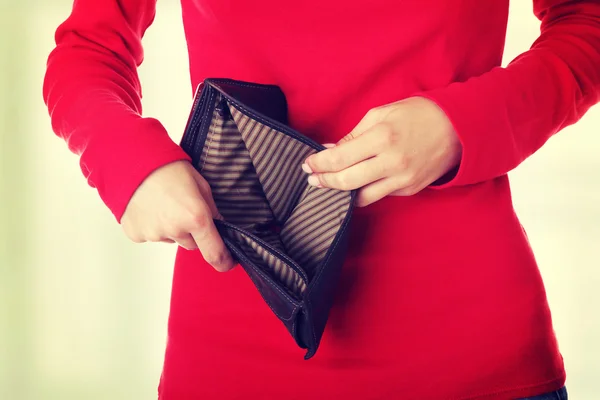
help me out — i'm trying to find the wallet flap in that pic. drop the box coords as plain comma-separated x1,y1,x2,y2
205,79,289,126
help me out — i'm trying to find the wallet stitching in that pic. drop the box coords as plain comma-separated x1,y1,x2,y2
248,269,298,322
223,234,301,310
190,90,209,160
308,200,355,297
227,101,319,149
200,103,218,173
196,90,217,168
228,243,299,321
180,84,204,155
210,78,280,92
220,220,310,284
305,209,354,347
191,90,209,157
310,210,354,297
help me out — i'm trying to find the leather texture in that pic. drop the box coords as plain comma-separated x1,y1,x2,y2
180,78,356,358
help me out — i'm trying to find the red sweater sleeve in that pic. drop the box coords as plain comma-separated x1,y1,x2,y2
419,0,600,188
43,0,191,222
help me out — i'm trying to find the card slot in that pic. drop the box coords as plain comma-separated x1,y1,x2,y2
219,222,309,299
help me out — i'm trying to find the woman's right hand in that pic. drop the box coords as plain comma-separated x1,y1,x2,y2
121,160,235,272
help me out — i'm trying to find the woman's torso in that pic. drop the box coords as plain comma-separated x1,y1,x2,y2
159,1,565,398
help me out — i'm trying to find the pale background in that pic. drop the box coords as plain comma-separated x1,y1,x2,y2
0,1,599,399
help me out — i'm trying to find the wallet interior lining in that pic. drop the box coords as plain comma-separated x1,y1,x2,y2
196,96,352,297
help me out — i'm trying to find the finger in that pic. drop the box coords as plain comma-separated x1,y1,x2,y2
191,172,224,219
159,238,176,244
309,155,388,191
355,174,426,207
304,128,383,174
354,177,401,207
338,108,383,144
388,184,424,197
189,211,235,272
170,234,198,250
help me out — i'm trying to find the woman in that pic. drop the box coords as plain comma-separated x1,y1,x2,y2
43,0,599,399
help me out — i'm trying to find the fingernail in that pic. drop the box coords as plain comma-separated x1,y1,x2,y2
301,163,313,174
307,174,321,187
323,143,336,148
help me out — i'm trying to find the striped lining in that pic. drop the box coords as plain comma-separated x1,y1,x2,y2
195,96,352,297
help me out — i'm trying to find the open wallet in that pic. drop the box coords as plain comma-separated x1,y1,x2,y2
179,79,357,359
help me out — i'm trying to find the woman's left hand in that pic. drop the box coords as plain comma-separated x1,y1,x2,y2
302,97,463,207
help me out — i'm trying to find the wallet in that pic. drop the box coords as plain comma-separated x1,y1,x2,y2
179,79,356,359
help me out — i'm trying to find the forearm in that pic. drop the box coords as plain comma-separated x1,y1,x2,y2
43,0,190,221
418,0,600,188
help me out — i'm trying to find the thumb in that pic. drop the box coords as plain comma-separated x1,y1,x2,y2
337,108,381,144
190,170,224,220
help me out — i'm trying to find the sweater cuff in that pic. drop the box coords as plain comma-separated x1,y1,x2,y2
84,117,191,222
415,75,503,189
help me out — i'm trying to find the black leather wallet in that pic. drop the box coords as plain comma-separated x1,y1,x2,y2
180,79,356,359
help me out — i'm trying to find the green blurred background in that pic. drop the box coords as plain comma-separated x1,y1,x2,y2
1,1,599,399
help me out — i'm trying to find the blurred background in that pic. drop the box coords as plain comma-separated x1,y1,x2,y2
1,0,599,399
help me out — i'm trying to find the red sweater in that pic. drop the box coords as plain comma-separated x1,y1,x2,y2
43,1,600,399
